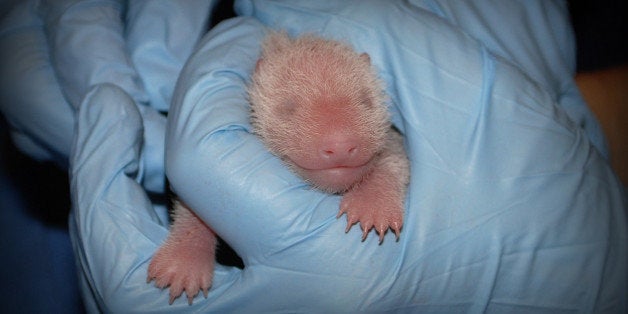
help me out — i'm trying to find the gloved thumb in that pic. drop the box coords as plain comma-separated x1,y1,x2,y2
69,83,168,312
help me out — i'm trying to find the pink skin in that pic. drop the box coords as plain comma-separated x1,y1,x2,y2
147,200,216,305
286,103,378,190
147,32,410,305
338,130,408,241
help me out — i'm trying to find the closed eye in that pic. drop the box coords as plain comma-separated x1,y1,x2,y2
277,100,297,116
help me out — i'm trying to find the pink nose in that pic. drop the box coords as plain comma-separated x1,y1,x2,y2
318,137,360,165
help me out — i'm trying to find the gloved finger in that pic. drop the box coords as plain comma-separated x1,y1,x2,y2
41,0,148,109
69,84,244,312
136,103,167,193
407,0,609,158
69,84,158,312
126,0,215,112
41,0,167,192
0,0,74,165
127,0,219,193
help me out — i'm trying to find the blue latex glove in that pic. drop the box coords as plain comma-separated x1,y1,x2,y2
43,0,212,193
72,0,628,312
410,0,609,159
0,1,75,166
58,0,628,312
0,0,211,191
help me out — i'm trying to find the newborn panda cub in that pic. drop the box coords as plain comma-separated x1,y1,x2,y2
250,31,410,239
147,31,410,305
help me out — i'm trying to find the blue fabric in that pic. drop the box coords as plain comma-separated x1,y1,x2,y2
1,0,626,312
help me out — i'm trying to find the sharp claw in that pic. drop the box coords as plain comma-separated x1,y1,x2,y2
187,294,194,305
345,219,354,233
336,209,345,219
361,227,369,241
169,294,176,305
203,288,209,299
391,222,402,241
376,224,386,240
344,213,359,233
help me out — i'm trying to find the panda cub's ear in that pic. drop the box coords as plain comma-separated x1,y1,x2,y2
255,58,264,72
261,30,292,56
359,53,371,65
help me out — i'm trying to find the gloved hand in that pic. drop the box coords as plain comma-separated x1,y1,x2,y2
9,1,604,312
0,1,75,166
0,0,211,191
60,0,628,312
